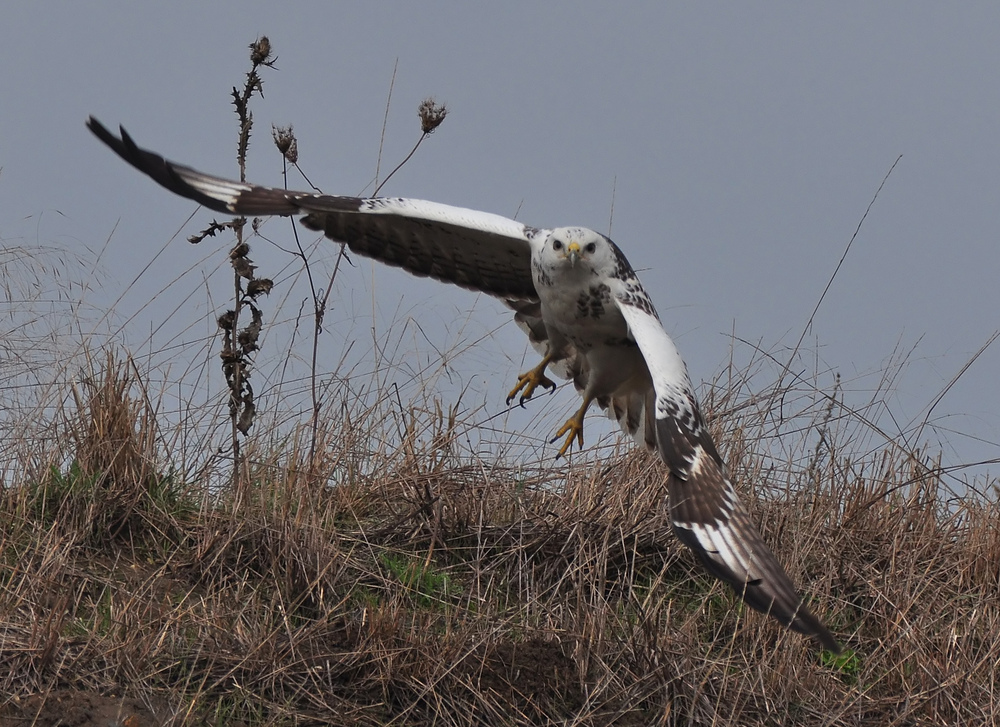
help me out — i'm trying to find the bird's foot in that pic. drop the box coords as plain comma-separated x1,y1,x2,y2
506,361,556,406
550,412,585,459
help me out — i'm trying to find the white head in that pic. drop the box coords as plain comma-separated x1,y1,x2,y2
536,227,617,280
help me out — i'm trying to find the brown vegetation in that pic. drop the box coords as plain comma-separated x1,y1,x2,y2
0,346,996,726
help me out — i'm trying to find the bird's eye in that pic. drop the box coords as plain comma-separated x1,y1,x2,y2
552,239,563,251
585,242,597,254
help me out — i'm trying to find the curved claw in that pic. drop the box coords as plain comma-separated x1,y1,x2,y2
550,414,585,459
506,356,557,406
549,394,595,459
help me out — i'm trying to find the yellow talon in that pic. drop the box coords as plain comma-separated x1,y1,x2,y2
551,416,584,459
550,395,593,459
506,353,557,406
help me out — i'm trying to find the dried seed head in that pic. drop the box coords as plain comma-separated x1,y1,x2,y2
418,98,448,134
272,125,298,163
246,278,274,298
238,328,259,351
230,242,250,260
217,310,236,331
231,257,256,280
250,36,272,66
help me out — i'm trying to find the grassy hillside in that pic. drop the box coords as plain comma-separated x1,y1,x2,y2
0,345,996,725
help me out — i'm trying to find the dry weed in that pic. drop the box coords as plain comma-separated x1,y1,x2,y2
0,347,996,725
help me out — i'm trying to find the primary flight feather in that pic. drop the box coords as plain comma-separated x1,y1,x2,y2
87,117,840,652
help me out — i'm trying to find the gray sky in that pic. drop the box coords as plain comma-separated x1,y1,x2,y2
3,2,999,484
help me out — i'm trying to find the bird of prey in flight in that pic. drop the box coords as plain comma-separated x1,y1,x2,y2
87,117,840,652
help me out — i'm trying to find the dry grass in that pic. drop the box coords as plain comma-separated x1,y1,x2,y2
0,340,997,726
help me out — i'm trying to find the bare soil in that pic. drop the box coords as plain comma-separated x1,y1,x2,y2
0,688,168,727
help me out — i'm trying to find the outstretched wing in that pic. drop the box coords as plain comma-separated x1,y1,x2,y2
85,118,602,396
89,118,838,650
613,289,840,653
86,117,544,301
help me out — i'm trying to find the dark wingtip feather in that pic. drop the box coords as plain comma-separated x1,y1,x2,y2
784,602,842,653
85,116,117,149
752,582,843,654
674,522,841,653
86,116,235,213
661,415,841,653
731,564,841,653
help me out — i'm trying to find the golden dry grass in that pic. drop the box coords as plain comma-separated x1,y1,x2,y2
0,344,996,726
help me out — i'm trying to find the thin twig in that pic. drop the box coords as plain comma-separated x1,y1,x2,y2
373,58,398,193
915,329,1000,441
608,175,617,237
773,155,903,416
373,133,428,197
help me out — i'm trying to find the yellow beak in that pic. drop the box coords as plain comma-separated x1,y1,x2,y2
567,241,581,264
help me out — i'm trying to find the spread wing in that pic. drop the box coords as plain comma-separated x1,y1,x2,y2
613,285,840,653
87,118,609,396
89,118,838,650
86,117,545,301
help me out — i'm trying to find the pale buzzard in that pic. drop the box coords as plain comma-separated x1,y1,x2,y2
87,117,840,652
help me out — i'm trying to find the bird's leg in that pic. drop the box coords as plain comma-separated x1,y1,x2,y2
506,352,557,406
550,393,594,459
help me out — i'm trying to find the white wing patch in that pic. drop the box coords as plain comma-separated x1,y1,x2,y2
172,166,252,210
612,290,694,420
172,165,542,245
85,117,543,248
672,448,754,581
356,197,542,244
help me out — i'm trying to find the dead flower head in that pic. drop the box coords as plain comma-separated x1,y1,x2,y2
272,125,298,163
250,36,273,66
418,98,448,134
